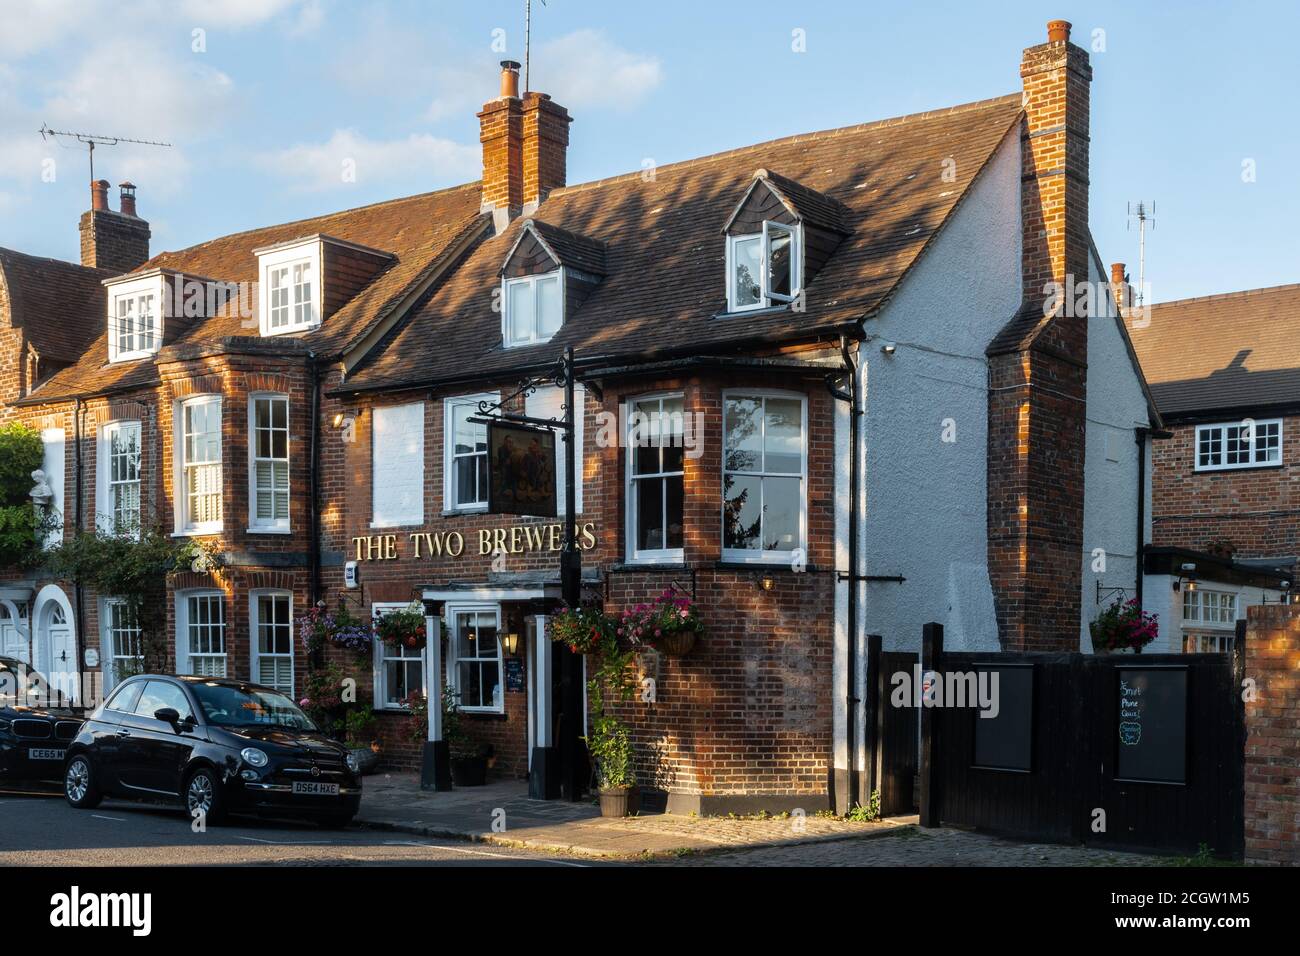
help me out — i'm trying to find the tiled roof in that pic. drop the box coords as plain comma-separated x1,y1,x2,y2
747,168,853,235
0,248,114,362
516,220,608,276
344,93,1025,392
1129,283,1300,417
24,183,485,401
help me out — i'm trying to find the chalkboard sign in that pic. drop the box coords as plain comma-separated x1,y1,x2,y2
1116,666,1188,784
972,664,1034,772
505,658,525,693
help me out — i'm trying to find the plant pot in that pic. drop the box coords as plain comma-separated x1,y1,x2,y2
655,629,697,657
451,755,488,787
349,746,381,776
599,786,630,818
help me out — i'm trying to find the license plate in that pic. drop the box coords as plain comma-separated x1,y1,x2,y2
291,781,339,796
28,748,65,761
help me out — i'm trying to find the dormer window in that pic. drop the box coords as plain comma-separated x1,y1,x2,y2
504,271,563,347
255,238,322,336
726,222,802,313
106,273,166,363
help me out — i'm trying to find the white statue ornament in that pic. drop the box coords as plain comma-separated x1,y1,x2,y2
29,469,52,508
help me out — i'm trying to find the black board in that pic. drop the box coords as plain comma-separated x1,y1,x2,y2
972,663,1034,772
1116,666,1188,784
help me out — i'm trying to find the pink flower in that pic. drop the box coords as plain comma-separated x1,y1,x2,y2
654,629,662,638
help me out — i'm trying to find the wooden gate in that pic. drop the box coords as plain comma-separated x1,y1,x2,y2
915,622,1246,858
867,636,918,816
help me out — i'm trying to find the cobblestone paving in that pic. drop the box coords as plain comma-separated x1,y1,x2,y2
658,826,1166,866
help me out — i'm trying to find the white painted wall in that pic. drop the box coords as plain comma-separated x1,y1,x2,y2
372,402,424,527
853,127,1021,653
1079,255,1153,650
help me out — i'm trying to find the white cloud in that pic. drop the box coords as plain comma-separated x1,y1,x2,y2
0,0,86,57
255,128,479,192
179,0,314,29
530,29,662,110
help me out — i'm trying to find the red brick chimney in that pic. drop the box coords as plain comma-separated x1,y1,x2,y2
478,60,571,230
79,179,150,273
986,20,1093,652
1110,261,1128,314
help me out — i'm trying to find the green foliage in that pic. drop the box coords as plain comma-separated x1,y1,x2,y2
344,706,377,748
583,631,638,790
0,422,43,504
0,503,45,569
846,789,882,822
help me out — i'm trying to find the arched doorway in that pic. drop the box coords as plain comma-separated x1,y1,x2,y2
32,585,77,704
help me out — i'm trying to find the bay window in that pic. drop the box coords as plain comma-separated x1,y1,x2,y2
627,394,684,561
722,392,806,561
249,394,290,531
178,396,222,534
504,271,563,347
251,591,294,694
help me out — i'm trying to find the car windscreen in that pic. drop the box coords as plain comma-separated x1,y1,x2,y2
188,682,317,731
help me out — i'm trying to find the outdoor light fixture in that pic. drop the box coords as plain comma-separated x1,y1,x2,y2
332,411,356,428
1173,562,1197,592
759,572,776,592
880,342,897,355
502,630,522,656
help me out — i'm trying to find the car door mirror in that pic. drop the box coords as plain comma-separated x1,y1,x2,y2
153,707,180,726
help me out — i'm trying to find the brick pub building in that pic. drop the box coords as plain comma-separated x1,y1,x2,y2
2,20,1154,814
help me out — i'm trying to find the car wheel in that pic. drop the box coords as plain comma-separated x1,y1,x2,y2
320,813,355,830
184,767,227,825
65,755,103,809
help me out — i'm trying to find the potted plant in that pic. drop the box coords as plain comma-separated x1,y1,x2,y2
616,588,705,657
585,681,634,817
300,663,350,739
1090,599,1159,653
375,601,427,652
344,706,382,774
547,604,616,655
419,685,492,787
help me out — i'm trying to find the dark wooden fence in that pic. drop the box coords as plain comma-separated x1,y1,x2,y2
910,622,1245,858
865,636,918,816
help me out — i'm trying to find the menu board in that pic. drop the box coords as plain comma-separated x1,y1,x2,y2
505,658,525,693
972,664,1034,771
1116,667,1188,784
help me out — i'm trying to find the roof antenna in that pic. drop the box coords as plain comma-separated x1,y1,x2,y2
38,124,172,183
523,0,547,93
1126,201,1156,307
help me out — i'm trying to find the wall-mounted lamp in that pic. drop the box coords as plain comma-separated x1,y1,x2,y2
501,629,522,656
758,572,776,592
880,342,897,356
1173,561,1197,592
332,411,356,429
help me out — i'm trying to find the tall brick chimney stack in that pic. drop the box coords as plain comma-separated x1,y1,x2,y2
478,60,571,233
79,179,150,272
986,20,1094,652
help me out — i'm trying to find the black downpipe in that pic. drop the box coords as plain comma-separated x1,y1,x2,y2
73,398,85,699
308,355,322,667
827,335,862,811
1134,428,1147,610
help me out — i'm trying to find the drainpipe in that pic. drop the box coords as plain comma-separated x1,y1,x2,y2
1134,425,1172,610
308,354,322,639
73,398,85,701
827,334,862,811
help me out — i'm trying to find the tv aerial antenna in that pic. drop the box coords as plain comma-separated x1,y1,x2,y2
1126,201,1156,307
523,0,548,93
38,124,173,183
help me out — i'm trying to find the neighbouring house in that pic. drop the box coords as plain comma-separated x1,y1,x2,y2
1129,281,1296,653
1,18,1156,814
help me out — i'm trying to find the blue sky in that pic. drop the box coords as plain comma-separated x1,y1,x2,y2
1,0,1295,303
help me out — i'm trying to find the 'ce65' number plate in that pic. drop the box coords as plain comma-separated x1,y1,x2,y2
29,748,65,761
291,781,339,796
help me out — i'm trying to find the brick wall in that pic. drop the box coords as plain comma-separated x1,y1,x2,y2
78,209,150,273
1244,603,1300,865
1151,418,1300,560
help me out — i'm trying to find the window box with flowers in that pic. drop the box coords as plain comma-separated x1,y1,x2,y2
616,588,705,657
547,604,617,655
1089,599,1159,654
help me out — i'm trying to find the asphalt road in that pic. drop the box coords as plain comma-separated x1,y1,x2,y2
0,786,599,867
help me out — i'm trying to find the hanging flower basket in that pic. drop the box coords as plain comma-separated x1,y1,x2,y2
375,601,428,652
1089,599,1158,654
617,588,705,657
297,604,375,657
547,605,616,655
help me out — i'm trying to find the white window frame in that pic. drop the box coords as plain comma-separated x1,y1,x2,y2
175,394,223,536
625,392,685,564
1181,588,1239,629
97,420,142,536
106,274,164,362
247,393,290,533
250,590,294,695
371,602,425,712
257,240,322,336
443,393,498,515
1194,418,1283,472
175,590,227,678
101,598,144,693
720,390,809,564
725,222,803,313
371,402,425,528
445,602,504,715
502,269,564,348
525,384,584,516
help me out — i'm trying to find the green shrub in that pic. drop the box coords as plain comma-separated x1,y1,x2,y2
0,423,43,505
0,503,43,568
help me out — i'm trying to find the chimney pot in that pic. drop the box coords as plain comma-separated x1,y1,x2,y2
119,181,138,217
1047,19,1071,43
90,179,110,212
499,60,521,99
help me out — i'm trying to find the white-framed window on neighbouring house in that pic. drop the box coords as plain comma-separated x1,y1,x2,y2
447,606,502,713
626,394,684,562
179,592,227,677
268,260,314,331
1180,588,1238,654
503,271,563,347
178,395,222,533
725,222,802,313
722,392,807,562
1194,419,1282,471
98,421,141,534
103,599,144,691
443,395,496,513
248,394,289,531
251,591,294,695
372,603,424,710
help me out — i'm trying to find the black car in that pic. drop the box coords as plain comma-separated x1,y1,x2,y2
0,656,84,783
64,674,361,827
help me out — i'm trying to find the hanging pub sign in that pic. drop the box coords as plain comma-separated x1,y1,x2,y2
487,421,558,518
